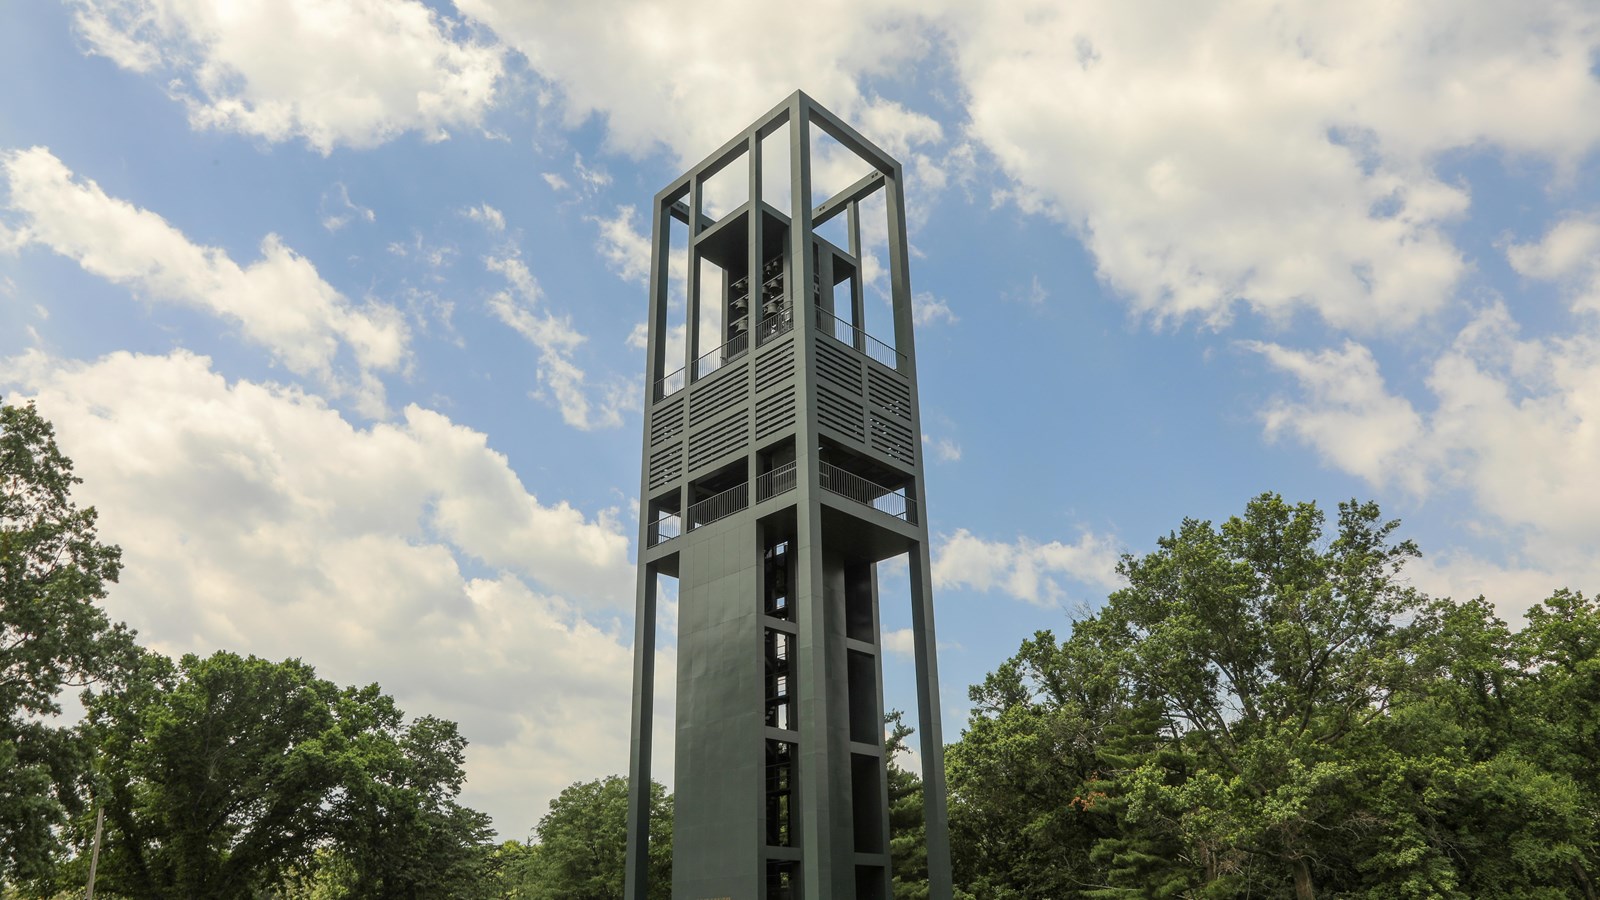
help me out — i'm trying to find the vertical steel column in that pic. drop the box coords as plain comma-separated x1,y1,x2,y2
624,191,674,900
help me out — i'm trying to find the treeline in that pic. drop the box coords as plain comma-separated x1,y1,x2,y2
6,398,1599,898
934,495,1600,898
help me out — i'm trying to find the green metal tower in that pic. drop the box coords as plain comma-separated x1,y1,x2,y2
625,91,953,900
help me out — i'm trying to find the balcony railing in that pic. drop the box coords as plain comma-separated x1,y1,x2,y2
655,365,685,401
694,330,749,381
686,482,749,530
814,308,904,371
818,461,915,523
756,461,798,502
646,513,681,547
755,308,793,347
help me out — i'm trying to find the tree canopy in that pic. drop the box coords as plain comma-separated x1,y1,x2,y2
944,493,1600,899
1,399,134,883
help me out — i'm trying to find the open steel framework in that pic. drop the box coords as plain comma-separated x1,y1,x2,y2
625,91,953,900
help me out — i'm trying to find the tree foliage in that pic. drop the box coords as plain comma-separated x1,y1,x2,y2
946,493,1600,899
82,650,494,900
495,775,671,900
1,399,134,882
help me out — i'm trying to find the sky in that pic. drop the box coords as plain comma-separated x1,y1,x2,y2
3,0,1598,841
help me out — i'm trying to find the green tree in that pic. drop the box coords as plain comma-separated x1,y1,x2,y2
504,776,670,900
885,711,927,899
84,650,495,900
1103,494,1429,899
946,627,1121,898
325,700,496,899
1,399,134,884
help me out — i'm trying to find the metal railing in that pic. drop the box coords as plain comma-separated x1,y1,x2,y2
756,461,798,502
813,308,905,370
655,365,685,401
818,461,915,523
693,330,750,381
646,513,681,547
755,308,793,346
686,482,749,530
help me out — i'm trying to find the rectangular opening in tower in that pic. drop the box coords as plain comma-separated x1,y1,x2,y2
855,865,887,900
764,629,793,731
765,738,797,847
765,860,798,900
762,512,796,621
699,147,748,222
847,649,879,746
850,752,885,853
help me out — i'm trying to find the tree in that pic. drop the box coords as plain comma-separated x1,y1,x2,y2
945,627,1121,898
83,650,496,900
885,711,928,899
325,702,496,900
1,399,134,884
503,776,670,900
1102,494,1429,899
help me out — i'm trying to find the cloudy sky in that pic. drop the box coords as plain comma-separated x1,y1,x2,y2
3,0,1598,839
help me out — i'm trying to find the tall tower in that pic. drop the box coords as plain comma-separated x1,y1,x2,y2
625,92,953,900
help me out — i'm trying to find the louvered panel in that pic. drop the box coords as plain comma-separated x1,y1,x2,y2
687,412,749,472
817,384,865,443
688,364,750,427
866,368,911,421
650,397,685,446
754,341,795,393
755,387,795,441
814,339,863,397
869,412,916,465
648,441,683,489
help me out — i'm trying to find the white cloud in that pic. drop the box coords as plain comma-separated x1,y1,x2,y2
947,0,1600,331
2,147,407,415
1248,340,1429,493
2,348,646,835
1507,214,1600,313
1254,304,1600,586
484,252,628,430
590,205,653,286
464,203,506,233
69,0,504,153
922,433,962,462
320,183,375,233
912,291,957,326
933,527,1123,607
455,0,945,167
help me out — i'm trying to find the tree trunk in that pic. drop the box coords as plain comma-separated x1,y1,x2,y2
1573,858,1597,900
1291,857,1315,900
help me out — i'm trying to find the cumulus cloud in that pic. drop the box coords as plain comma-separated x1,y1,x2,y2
1248,340,1429,493
484,252,629,430
456,0,944,167
933,528,1122,607
2,147,406,415
1254,300,1600,580
68,0,504,152
1507,214,1600,313
946,0,1600,331
1,348,647,834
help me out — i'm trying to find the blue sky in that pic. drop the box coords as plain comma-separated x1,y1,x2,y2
4,0,1598,839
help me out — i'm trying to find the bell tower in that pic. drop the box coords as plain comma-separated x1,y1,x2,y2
624,91,953,900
